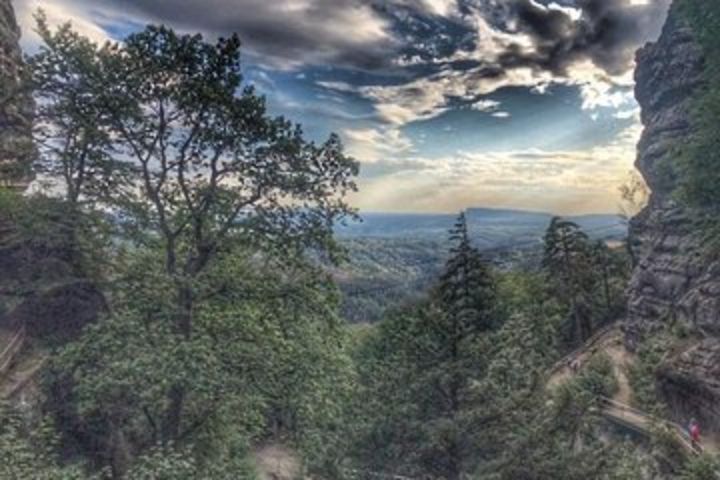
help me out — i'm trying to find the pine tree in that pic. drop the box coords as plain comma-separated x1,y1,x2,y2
542,217,594,344
425,212,499,479
438,212,497,336
592,240,613,317
350,213,500,480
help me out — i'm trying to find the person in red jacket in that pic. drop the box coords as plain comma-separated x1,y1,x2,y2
689,418,701,452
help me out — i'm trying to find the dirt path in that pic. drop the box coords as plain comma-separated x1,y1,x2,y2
1,350,46,399
254,444,302,480
547,326,625,389
547,325,720,458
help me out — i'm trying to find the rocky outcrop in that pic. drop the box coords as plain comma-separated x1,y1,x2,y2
625,4,708,343
0,1,103,344
627,2,720,429
0,0,33,188
658,340,720,428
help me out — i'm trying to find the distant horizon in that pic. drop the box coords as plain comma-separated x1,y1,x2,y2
350,207,625,218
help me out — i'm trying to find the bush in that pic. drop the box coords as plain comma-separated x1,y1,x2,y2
579,353,619,399
679,454,720,480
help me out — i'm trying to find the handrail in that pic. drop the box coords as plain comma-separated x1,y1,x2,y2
0,325,25,374
3,354,46,400
597,396,703,456
547,332,720,475
344,468,417,480
548,324,619,376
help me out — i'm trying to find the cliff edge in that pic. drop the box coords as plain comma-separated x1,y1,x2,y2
627,1,720,429
0,0,33,188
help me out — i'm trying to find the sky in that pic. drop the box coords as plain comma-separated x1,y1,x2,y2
13,0,671,214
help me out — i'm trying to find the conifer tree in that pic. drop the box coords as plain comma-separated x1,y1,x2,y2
542,217,594,343
592,240,613,317
438,212,497,335
430,212,498,479
353,213,499,480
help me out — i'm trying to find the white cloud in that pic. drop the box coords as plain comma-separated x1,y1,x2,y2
470,99,501,112
359,66,553,125
316,81,358,93
390,0,459,17
351,121,643,214
17,0,112,49
343,127,414,163
15,0,396,70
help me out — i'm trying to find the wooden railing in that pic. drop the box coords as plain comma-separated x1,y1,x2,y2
0,325,25,375
597,396,705,457
344,468,417,480
548,324,619,377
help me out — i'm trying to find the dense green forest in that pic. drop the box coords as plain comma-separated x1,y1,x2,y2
1,3,720,479
334,210,626,323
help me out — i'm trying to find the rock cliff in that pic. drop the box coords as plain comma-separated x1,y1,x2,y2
0,0,33,188
627,2,720,428
0,0,103,344
626,3,708,341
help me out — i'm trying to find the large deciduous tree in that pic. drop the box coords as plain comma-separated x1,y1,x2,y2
93,25,357,443
30,18,358,477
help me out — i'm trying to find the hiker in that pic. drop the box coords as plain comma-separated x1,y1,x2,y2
689,418,701,452
570,358,581,374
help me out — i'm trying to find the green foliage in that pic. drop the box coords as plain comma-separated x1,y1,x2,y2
125,444,257,480
543,217,595,345
0,7,675,480
31,13,119,205
678,454,720,480
627,330,674,415
46,247,353,476
481,364,644,480
439,213,499,333
15,16,358,478
335,238,445,323
676,1,720,215
578,353,620,399
347,214,501,480
0,190,110,336
0,402,89,479
542,218,629,349
0,28,34,187
343,219,651,480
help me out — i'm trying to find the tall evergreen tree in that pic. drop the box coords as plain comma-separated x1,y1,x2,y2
431,212,498,479
438,212,497,335
543,217,594,344
592,240,613,318
351,213,500,480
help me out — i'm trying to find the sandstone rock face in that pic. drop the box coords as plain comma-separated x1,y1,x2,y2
625,5,709,344
628,3,720,429
658,340,720,428
0,1,104,344
0,0,33,189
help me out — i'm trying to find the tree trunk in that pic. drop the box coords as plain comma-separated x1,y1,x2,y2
163,385,185,442
108,419,131,479
162,283,193,441
602,260,611,316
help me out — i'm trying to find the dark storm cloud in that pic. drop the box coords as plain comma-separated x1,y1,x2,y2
499,0,672,75
32,0,670,82
74,0,402,70
381,0,671,82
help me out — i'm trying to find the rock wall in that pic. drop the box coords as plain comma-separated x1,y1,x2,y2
626,3,708,343
627,2,720,428
0,0,33,189
0,0,104,344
